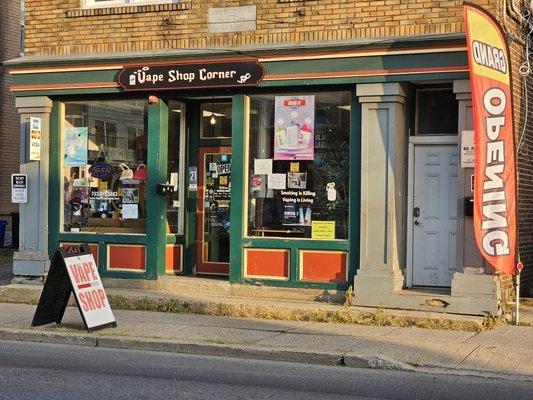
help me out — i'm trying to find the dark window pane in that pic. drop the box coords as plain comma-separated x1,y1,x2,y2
417,89,458,135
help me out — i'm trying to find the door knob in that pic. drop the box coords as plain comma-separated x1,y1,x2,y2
414,220,421,226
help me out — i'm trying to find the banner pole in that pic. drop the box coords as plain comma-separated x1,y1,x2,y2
515,271,521,325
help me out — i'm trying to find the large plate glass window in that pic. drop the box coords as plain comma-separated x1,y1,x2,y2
167,101,186,235
61,99,148,234
247,92,350,239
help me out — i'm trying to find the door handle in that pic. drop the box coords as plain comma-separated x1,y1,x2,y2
413,207,420,218
414,220,421,226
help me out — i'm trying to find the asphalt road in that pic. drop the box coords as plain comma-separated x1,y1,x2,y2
0,340,531,400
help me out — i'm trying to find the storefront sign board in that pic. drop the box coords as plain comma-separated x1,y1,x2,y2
274,96,315,160
11,174,28,204
32,244,116,332
64,127,88,166
311,221,335,239
118,60,264,91
460,130,474,168
29,117,41,161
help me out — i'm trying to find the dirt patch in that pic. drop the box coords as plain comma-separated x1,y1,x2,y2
108,294,487,332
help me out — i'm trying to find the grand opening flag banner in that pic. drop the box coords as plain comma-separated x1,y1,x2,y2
464,3,517,275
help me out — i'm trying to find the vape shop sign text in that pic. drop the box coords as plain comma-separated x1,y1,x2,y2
118,60,264,91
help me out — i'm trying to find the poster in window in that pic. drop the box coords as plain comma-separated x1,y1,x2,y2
287,172,307,189
29,117,41,161
274,96,315,160
64,127,88,166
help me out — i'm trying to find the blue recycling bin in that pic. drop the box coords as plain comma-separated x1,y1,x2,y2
0,220,7,248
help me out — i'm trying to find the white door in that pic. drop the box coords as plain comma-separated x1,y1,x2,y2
412,144,458,287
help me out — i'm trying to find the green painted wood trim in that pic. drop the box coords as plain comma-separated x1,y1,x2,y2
243,238,349,251
229,94,247,283
12,72,470,98
48,101,62,259
12,50,466,88
259,72,470,88
100,270,147,279
13,70,118,86
57,233,146,244
184,101,200,275
290,247,299,282
146,99,169,279
165,234,186,245
13,88,123,97
348,90,361,287
242,278,345,291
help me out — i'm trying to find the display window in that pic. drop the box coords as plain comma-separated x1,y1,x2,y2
200,100,232,138
61,99,148,234
247,92,350,239
166,101,186,235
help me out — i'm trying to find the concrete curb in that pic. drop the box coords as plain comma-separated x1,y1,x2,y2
1,326,532,382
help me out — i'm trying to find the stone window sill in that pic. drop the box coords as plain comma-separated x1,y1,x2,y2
66,2,190,18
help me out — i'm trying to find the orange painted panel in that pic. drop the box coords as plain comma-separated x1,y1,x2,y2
108,245,145,270
59,242,99,265
246,249,289,278
165,245,182,273
301,251,347,283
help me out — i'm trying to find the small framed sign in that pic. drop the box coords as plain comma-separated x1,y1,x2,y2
32,244,116,332
11,174,28,204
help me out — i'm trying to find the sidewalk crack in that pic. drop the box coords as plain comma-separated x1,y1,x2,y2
453,344,480,369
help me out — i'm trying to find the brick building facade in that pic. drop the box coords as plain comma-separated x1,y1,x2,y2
0,0,22,236
7,0,533,313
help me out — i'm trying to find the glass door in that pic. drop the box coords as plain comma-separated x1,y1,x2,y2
196,147,231,275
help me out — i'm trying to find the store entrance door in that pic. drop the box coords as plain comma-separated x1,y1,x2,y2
196,147,231,275
411,144,458,286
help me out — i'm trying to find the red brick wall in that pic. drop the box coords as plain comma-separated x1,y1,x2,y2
0,0,22,225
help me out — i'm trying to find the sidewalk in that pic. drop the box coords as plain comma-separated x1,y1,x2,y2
0,302,531,380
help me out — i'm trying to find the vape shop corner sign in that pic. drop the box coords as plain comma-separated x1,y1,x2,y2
118,60,265,91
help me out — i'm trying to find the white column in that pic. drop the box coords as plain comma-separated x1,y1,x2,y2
354,83,407,303
12,96,53,280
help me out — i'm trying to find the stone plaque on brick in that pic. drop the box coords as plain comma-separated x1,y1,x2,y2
208,5,256,33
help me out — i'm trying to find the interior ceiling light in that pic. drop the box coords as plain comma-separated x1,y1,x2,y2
210,97,216,125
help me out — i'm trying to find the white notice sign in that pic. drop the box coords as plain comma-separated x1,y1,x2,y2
29,117,41,161
11,174,28,204
461,130,474,168
64,253,115,330
268,173,286,190
254,158,273,175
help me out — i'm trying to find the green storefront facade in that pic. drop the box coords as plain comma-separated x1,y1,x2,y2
9,35,473,295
